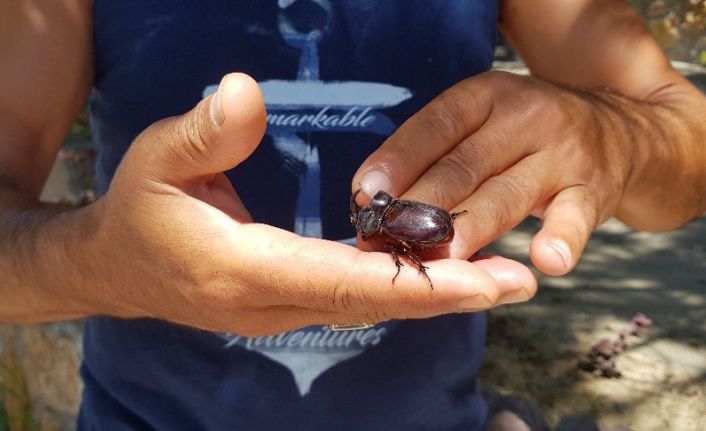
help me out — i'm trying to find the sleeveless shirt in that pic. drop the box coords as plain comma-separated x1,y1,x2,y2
80,1,497,429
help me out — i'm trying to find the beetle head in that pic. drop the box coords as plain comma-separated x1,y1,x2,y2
354,208,384,239
349,189,387,239
349,189,363,226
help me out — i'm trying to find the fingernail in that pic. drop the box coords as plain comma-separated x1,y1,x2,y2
499,287,531,305
210,79,225,126
459,294,493,310
358,170,391,197
548,239,572,268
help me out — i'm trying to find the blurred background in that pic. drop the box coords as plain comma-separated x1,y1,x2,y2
1,1,705,430
634,0,706,63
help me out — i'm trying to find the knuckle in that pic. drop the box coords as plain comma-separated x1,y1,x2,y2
480,174,536,236
427,150,484,208
441,147,481,188
491,174,534,207
511,171,541,203
452,137,497,177
157,101,214,170
472,70,505,86
422,89,466,142
569,193,599,233
177,113,212,166
485,197,512,236
473,70,520,95
478,69,508,85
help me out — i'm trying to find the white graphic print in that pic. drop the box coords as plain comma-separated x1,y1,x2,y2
219,326,388,395
203,0,411,396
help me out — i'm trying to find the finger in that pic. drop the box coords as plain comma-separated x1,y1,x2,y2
470,254,538,305
232,224,499,318
188,253,536,337
530,185,598,275
228,224,508,319
354,236,536,302
448,152,558,259
124,73,266,184
400,124,531,210
351,74,496,198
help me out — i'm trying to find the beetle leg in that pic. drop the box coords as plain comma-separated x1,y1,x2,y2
399,241,434,290
385,241,434,289
450,210,468,220
386,241,405,285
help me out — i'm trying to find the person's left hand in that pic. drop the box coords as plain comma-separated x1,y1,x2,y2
353,71,639,276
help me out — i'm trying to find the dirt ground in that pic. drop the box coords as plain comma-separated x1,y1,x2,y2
481,217,706,431
482,54,706,431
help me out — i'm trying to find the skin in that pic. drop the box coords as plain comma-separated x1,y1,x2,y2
0,0,532,334
0,1,703,336
354,0,706,276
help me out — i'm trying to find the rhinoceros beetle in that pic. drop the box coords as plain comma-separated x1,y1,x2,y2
349,189,466,289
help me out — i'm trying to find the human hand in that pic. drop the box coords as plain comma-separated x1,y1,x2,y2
353,71,644,276
78,73,536,336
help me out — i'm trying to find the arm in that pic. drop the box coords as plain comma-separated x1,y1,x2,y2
0,0,96,321
500,0,706,229
352,1,706,276
0,2,532,328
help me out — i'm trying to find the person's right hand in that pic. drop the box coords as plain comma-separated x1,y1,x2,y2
77,73,536,337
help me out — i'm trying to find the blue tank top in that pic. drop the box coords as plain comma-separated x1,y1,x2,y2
80,1,497,429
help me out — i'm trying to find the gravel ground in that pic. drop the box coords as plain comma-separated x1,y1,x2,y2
482,217,706,431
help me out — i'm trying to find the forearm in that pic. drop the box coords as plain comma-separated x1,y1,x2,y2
500,0,675,99
585,83,706,230
0,187,98,323
501,0,706,230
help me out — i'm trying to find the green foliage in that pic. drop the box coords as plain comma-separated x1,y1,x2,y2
0,360,37,431
63,109,93,151
0,401,8,431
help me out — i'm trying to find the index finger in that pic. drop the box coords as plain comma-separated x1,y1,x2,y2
351,73,495,200
229,224,536,320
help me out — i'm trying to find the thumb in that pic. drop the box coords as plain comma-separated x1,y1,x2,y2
128,73,266,184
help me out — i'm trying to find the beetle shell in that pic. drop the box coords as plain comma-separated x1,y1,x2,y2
349,189,466,289
380,199,454,247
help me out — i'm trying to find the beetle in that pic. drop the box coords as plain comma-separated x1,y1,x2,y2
349,189,467,289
